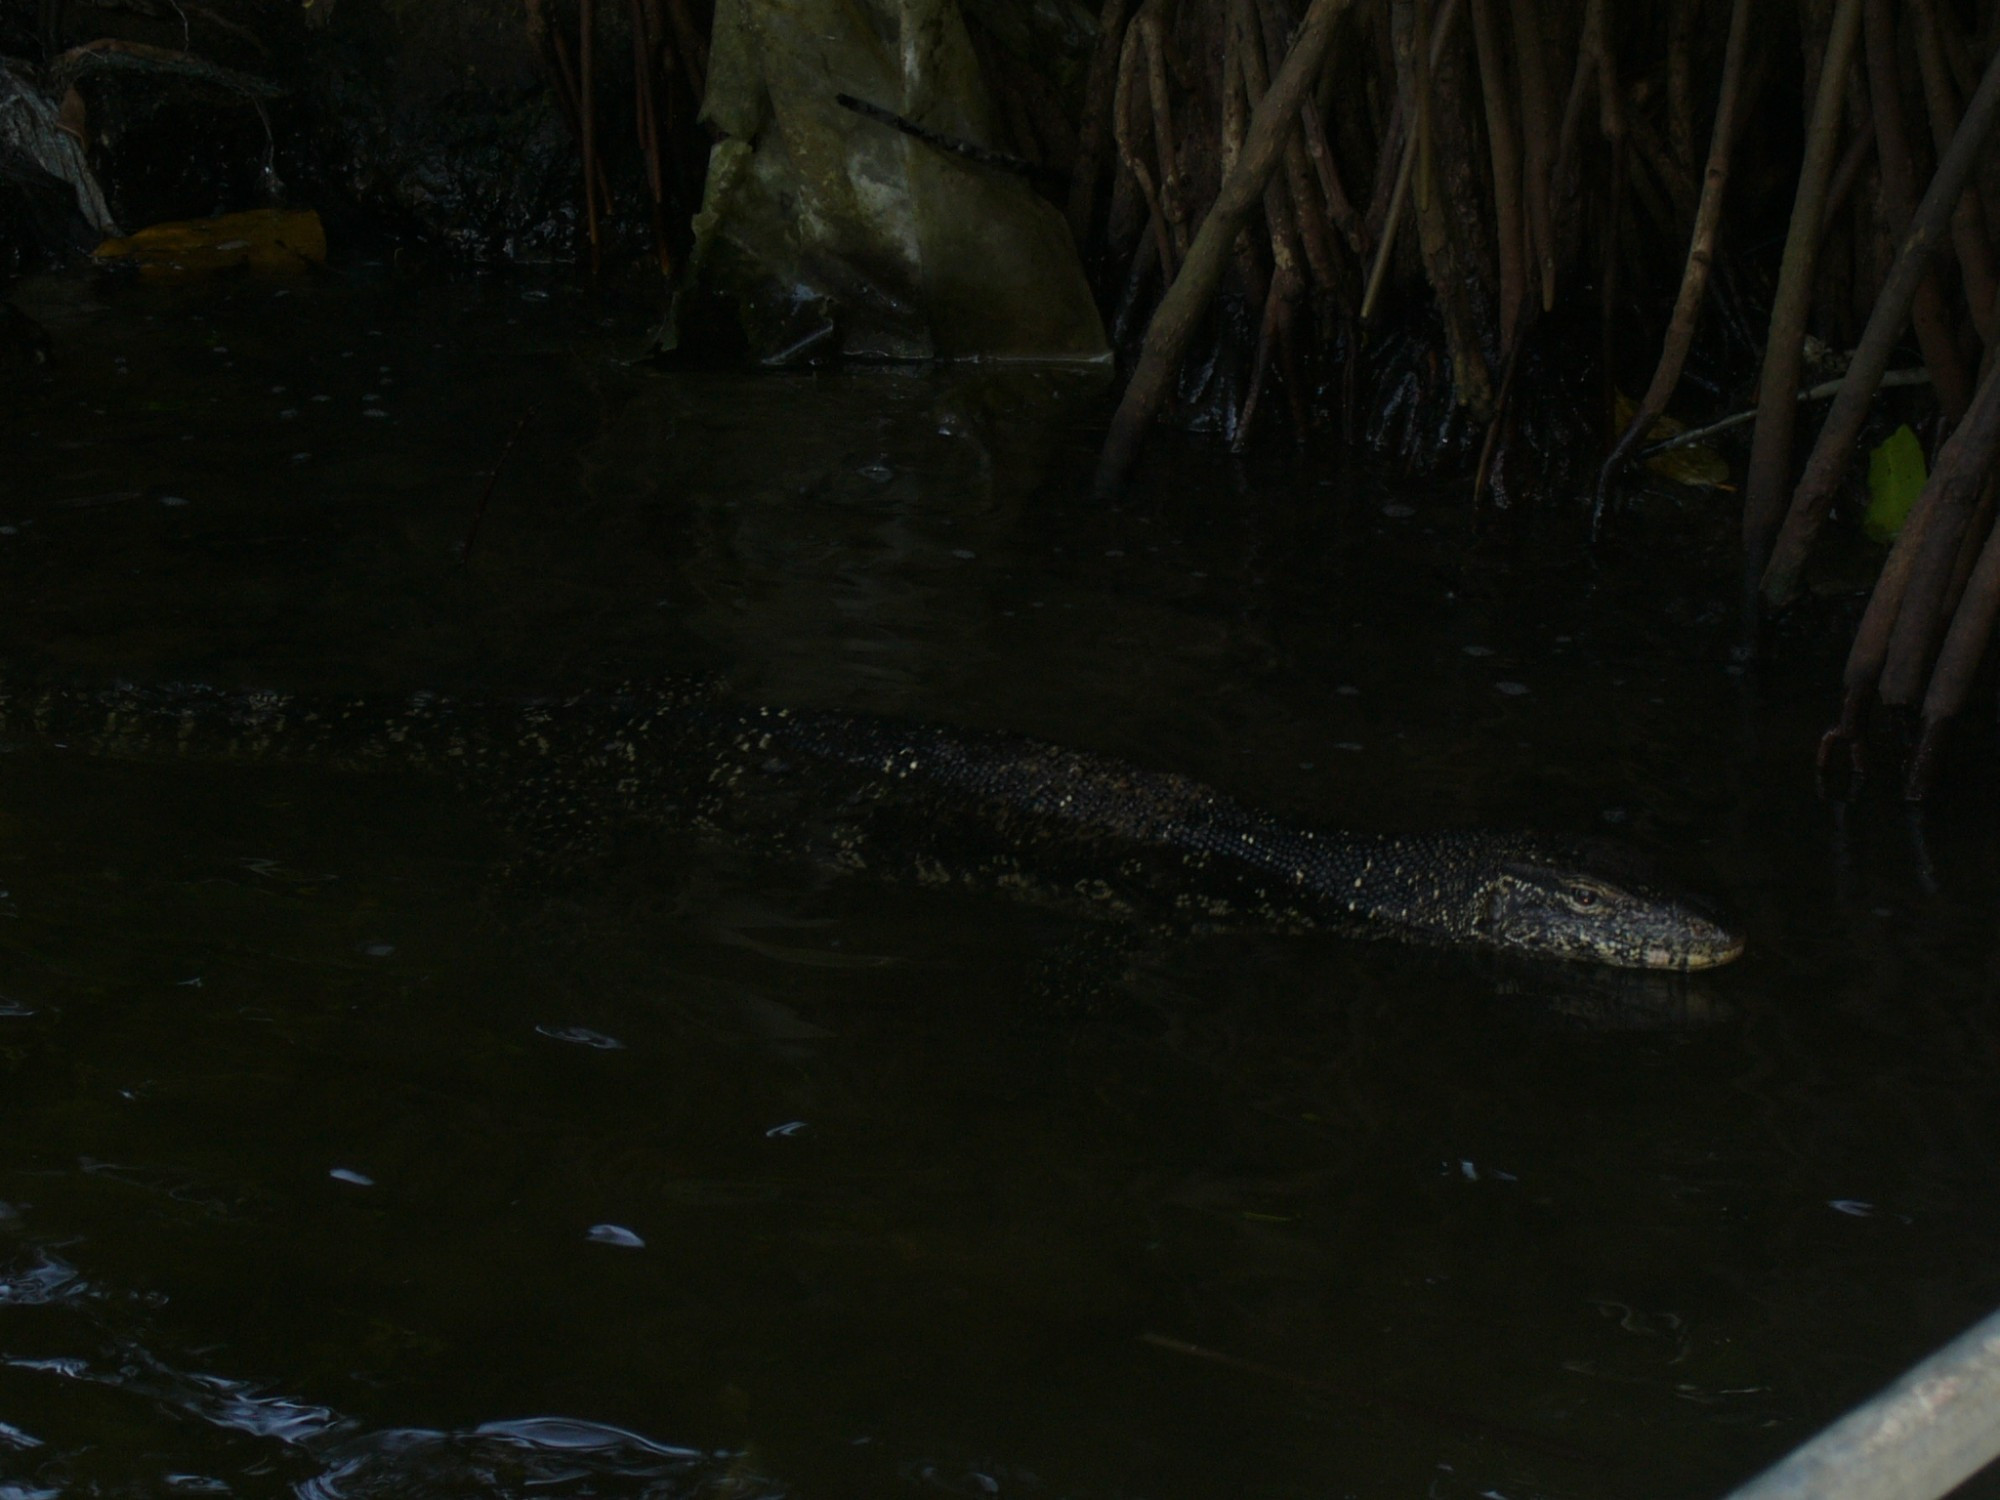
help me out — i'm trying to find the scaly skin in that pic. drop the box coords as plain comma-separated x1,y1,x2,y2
0,678,1745,970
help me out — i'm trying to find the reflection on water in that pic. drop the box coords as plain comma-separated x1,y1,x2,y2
3,266,2000,1499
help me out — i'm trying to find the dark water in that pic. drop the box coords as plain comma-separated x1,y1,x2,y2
2,268,1998,1500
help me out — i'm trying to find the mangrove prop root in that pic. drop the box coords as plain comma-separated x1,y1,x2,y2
1469,0,1525,354
1878,469,1984,709
1549,0,1602,238
1865,0,1971,423
533,0,616,249
630,0,667,271
1139,7,1189,256
662,0,706,99
1094,0,1354,498
1624,104,1695,226
580,0,600,271
1592,0,1751,526
1761,32,2000,610
1114,9,1179,282
1830,352,2000,740
1287,17,1363,260
1909,478,2000,800
1069,0,1133,253
1817,684,1872,786
1408,0,1435,218
1474,318,1527,507
1667,0,1697,180
1361,0,1463,326
1239,0,1325,320
1255,0,1342,306
1942,485,1996,624
1740,0,1864,580
1508,0,1555,310
1597,119,1624,432
1362,92,1408,255
1879,365,2000,706
1235,274,1287,450
1819,111,1877,239
1360,119,1414,323
1909,0,1998,347
1393,0,1494,418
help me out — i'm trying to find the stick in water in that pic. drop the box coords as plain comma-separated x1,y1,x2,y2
461,407,538,564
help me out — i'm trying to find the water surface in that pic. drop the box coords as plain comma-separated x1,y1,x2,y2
2,267,1999,1499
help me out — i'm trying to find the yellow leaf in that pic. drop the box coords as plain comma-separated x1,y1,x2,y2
95,209,326,277
1864,425,1926,541
1611,390,1731,489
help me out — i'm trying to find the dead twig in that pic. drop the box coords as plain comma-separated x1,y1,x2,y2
1637,368,1931,457
833,94,1066,186
461,407,539,564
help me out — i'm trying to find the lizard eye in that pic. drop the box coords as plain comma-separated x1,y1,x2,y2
1570,886,1599,907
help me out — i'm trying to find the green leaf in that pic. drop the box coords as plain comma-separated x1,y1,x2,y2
1865,425,1927,541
